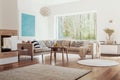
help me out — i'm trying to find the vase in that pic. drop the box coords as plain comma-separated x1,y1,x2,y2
106,35,113,44
106,39,113,44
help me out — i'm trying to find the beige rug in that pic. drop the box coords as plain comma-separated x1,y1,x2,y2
0,64,91,80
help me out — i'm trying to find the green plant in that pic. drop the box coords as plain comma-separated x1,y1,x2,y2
104,28,114,39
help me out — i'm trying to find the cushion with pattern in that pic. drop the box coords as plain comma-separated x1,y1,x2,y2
31,40,40,48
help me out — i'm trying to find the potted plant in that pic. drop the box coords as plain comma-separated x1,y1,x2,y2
104,28,114,44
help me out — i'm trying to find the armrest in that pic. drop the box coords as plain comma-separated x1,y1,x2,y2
17,43,34,56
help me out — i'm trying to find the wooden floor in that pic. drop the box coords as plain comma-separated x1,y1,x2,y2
0,54,120,80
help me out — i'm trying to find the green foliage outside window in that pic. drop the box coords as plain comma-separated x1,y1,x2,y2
57,12,97,40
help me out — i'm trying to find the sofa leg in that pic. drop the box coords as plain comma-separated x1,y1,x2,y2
18,54,20,61
41,54,44,63
66,50,69,64
31,55,33,60
92,55,94,59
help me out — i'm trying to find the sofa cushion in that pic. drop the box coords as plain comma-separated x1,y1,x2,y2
34,48,50,53
44,40,53,47
56,40,63,46
39,41,52,51
31,40,40,48
62,40,70,47
70,41,84,47
76,41,84,47
67,47,81,52
67,46,89,56
34,48,44,53
39,41,47,48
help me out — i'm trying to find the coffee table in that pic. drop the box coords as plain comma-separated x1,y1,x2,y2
49,46,68,65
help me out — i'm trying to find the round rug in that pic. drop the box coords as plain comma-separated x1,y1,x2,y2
77,59,119,67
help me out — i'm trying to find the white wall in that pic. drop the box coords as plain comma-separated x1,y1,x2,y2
0,0,50,41
17,0,49,41
0,0,18,30
44,0,80,6
0,0,2,27
48,0,120,43
17,0,82,41
1,0,120,43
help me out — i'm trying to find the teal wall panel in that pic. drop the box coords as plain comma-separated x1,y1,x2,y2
21,13,35,36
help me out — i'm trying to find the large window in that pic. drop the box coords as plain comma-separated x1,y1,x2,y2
56,12,97,40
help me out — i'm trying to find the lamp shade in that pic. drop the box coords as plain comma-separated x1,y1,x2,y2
40,7,50,16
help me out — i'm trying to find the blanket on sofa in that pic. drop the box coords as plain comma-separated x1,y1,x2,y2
0,64,91,80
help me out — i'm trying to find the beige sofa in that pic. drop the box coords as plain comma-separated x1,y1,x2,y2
55,40,100,59
17,40,100,61
17,43,50,63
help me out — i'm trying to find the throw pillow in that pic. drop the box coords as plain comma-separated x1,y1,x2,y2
39,41,47,48
70,41,76,47
44,40,53,47
31,40,40,48
62,40,71,47
70,41,83,47
75,41,84,47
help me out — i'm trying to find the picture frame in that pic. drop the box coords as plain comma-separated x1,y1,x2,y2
21,13,35,37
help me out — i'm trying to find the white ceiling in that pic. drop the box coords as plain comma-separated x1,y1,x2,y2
41,0,80,5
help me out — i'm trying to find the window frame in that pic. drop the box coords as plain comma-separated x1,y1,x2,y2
54,11,97,40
